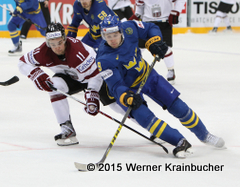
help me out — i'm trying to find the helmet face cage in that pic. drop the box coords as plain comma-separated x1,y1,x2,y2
100,15,123,40
46,22,66,47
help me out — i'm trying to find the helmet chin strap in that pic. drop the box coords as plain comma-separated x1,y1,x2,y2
118,35,124,47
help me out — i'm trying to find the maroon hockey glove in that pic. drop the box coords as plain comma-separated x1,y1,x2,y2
168,10,180,26
120,90,142,110
84,89,100,116
128,14,140,21
28,68,53,92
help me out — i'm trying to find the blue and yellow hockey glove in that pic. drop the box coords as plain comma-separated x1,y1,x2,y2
11,6,23,16
120,90,142,110
145,36,168,59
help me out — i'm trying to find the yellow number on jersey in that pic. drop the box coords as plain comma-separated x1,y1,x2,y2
98,11,108,20
97,62,102,72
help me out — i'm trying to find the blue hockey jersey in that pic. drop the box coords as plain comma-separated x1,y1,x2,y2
70,0,115,40
15,0,40,14
96,20,187,147
97,20,164,100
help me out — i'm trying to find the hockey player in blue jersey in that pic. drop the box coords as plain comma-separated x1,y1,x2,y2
67,0,116,50
97,15,225,158
8,0,47,55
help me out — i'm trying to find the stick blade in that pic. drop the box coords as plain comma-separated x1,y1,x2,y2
8,76,19,85
0,76,19,86
74,162,98,172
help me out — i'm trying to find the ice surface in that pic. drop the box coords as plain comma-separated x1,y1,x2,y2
0,32,240,186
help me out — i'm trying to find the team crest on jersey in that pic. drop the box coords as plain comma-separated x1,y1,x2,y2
125,28,133,35
91,25,100,33
91,14,94,20
134,20,145,29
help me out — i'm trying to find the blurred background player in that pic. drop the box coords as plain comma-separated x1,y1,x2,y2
129,0,186,84
97,15,225,157
8,0,47,54
20,0,51,39
211,0,235,33
108,0,134,22
66,0,115,50
18,23,115,146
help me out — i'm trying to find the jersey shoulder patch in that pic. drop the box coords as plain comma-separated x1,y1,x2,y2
134,20,145,29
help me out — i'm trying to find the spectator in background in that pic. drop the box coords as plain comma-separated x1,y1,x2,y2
108,0,134,22
20,0,51,39
211,0,235,33
66,0,115,50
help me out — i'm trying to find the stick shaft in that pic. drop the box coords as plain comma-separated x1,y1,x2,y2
96,55,160,164
51,86,167,153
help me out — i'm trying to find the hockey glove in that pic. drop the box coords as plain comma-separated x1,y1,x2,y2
28,68,53,92
12,6,23,16
168,10,180,26
145,36,168,59
66,26,78,38
128,14,141,21
84,89,100,116
120,90,142,110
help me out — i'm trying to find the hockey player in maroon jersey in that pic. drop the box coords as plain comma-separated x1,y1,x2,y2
18,22,116,146
129,0,186,84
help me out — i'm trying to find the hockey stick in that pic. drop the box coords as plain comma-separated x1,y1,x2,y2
0,5,46,30
111,0,121,10
0,76,19,86
48,83,168,153
74,55,160,171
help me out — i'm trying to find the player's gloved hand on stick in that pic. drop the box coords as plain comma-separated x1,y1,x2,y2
128,13,141,21
84,89,100,116
145,36,168,59
11,6,23,16
28,68,53,92
168,10,180,26
120,90,143,110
